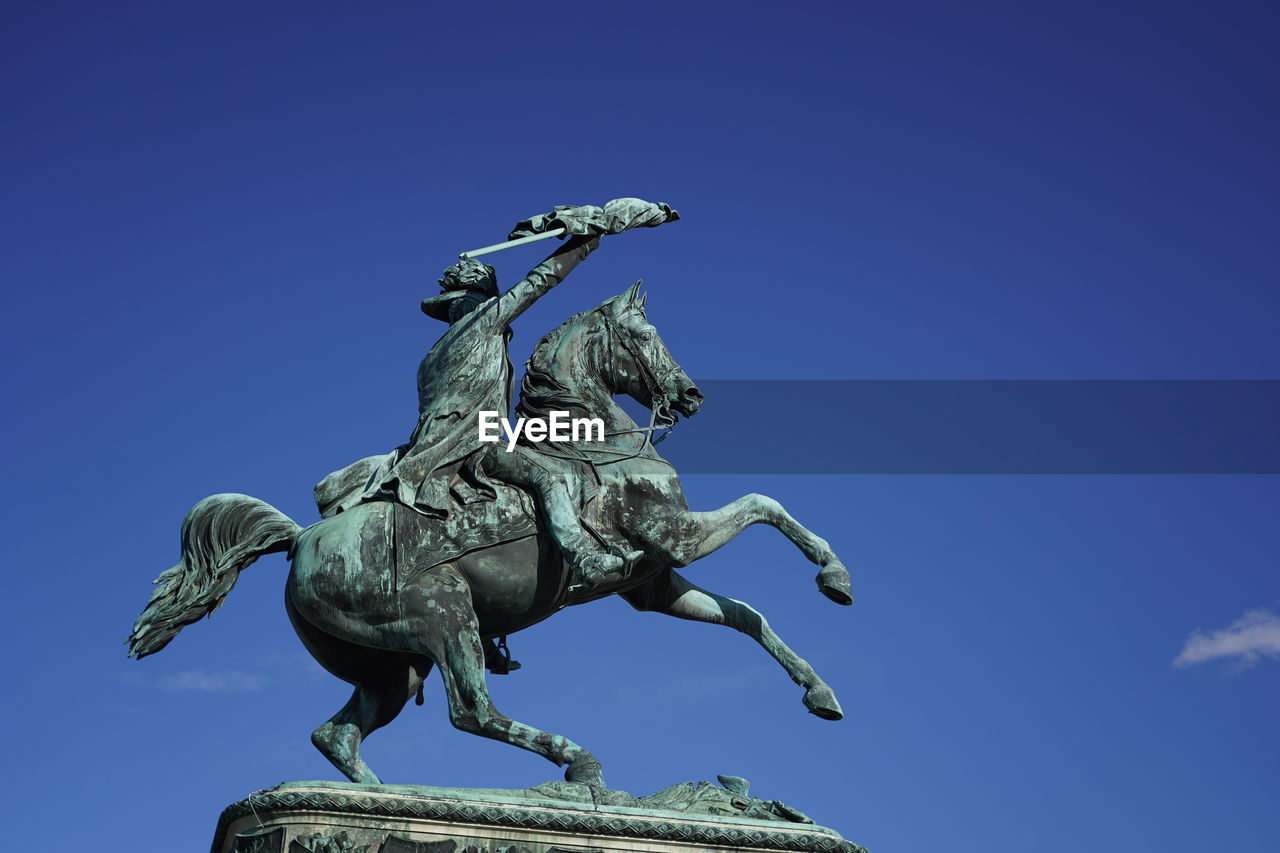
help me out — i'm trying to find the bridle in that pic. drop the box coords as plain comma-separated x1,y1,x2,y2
535,309,679,469
600,310,680,451
601,308,680,427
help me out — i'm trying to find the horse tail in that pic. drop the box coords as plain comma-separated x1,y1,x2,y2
126,493,301,659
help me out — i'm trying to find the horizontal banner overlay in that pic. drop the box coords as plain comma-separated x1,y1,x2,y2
637,381,1280,474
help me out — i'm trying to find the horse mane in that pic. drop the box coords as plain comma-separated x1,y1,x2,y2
517,288,647,422
516,305,604,423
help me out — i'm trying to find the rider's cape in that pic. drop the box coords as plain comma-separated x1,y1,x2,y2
315,295,515,520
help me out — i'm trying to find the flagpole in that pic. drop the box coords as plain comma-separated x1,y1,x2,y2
459,227,567,261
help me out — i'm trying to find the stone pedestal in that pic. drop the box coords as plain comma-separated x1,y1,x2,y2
211,781,867,853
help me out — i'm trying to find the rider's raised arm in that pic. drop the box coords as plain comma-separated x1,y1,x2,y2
496,234,601,325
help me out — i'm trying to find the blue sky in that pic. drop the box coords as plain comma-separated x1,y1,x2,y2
2,3,1278,852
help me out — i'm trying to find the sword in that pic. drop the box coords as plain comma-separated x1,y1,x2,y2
459,227,566,261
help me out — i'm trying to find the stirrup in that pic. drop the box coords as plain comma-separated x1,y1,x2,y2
484,636,521,675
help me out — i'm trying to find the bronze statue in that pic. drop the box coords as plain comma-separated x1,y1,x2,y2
127,199,853,789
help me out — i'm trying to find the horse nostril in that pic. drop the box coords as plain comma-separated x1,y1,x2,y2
684,386,704,400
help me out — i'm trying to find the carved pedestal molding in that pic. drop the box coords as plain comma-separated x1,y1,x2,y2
212,782,868,853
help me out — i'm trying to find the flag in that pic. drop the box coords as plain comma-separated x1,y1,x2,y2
508,197,680,240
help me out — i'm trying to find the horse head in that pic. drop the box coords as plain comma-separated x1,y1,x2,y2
598,281,702,424
519,282,702,429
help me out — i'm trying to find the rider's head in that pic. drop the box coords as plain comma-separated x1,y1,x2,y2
441,259,498,295
421,259,498,323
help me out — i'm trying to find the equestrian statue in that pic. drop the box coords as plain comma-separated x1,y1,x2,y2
126,199,854,789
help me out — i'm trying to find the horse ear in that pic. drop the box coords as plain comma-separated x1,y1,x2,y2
625,279,643,305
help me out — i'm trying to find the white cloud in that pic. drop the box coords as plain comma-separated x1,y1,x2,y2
1173,608,1280,669
261,651,328,681
158,669,266,692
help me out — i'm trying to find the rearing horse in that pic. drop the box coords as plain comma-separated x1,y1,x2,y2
127,282,853,788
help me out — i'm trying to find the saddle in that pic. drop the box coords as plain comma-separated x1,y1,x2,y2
390,480,539,590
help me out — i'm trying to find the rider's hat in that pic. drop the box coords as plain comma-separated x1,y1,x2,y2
421,258,499,322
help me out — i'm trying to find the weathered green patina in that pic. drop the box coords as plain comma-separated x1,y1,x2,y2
127,200,853,793
213,779,870,853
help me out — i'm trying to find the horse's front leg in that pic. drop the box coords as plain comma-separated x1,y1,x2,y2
621,570,844,720
643,493,852,605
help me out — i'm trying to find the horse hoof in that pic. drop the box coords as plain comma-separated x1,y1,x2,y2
816,562,853,606
564,754,606,788
803,684,844,721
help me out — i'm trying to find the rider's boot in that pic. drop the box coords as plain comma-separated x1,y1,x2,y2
567,546,645,592
523,474,645,590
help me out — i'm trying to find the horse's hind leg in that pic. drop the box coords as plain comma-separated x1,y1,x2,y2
622,570,844,721
406,567,606,786
312,687,396,784
312,660,430,784
290,593,432,783
312,675,420,784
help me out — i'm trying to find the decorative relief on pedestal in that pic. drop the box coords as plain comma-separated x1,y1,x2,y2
289,831,371,853
379,838,462,853
231,827,285,853
379,840,550,853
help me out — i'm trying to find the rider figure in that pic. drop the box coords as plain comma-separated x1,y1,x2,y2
314,234,641,596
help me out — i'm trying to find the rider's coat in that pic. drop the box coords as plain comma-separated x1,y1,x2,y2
314,237,599,519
